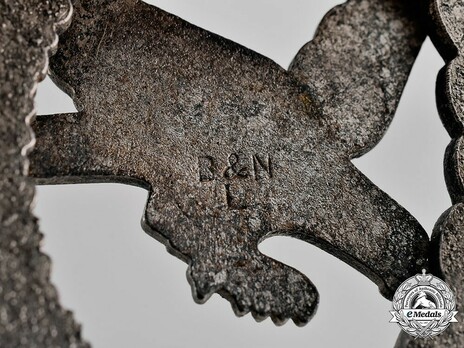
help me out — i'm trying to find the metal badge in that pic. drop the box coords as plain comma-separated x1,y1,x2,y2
29,0,428,326
0,0,89,346
395,0,464,346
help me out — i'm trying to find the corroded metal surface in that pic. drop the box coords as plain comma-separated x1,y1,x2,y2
430,0,464,204
0,0,88,346
430,205,464,346
396,0,464,346
30,0,428,325
395,206,464,348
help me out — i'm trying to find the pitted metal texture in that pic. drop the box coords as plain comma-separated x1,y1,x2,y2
395,0,464,346
0,0,89,346
30,0,428,326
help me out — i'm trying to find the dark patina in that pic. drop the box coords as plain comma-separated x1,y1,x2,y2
0,0,88,346
396,0,464,346
29,0,429,326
